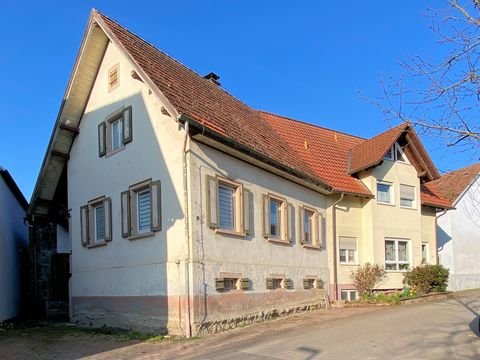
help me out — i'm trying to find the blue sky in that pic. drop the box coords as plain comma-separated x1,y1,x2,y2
0,1,475,200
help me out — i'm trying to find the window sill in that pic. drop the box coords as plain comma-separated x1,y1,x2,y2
267,237,290,245
377,202,395,207
105,146,125,158
400,206,417,210
214,228,246,237
302,243,320,250
128,231,155,241
385,269,409,273
339,262,358,266
87,241,107,248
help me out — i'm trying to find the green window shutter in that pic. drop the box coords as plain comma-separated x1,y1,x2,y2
243,188,252,235
266,278,274,290
103,197,112,242
121,190,131,238
215,278,225,291
151,180,162,232
241,278,250,290
98,122,106,157
262,194,270,238
122,106,133,144
206,175,219,228
80,205,89,246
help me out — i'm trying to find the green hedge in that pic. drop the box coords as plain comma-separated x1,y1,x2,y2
403,264,449,294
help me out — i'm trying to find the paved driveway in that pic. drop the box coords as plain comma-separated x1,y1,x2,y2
1,290,479,359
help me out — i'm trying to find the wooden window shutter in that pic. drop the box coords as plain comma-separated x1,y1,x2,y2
299,206,305,244
103,197,112,242
318,213,324,247
284,278,294,289
121,190,131,238
206,175,219,228
241,278,250,290
98,122,106,157
266,278,274,290
243,188,252,235
80,205,89,246
287,203,294,242
151,180,162,232
262,194,270,237
215,278,225,291
122,106,133,144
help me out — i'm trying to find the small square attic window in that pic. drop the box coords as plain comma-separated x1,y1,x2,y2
108,64,120,92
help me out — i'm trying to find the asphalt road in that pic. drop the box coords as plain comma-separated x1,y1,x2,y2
174,290,480,360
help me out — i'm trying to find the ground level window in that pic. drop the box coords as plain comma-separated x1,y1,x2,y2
341,290,358,301
303,278,315,289
385,238,410,271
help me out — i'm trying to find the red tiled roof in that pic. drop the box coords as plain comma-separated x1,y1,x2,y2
349,123,408,174
259,112,371,195
94,11,451,207
428,163,480,204
420,183,454,209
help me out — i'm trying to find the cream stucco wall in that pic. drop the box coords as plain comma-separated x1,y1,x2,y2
68,41,188,332
188,141,329,328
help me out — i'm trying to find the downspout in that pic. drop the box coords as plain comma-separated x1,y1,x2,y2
435,208,449,264
331,193,345,301
182,120,192,337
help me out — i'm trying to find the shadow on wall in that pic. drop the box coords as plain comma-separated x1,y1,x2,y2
437,226,452,249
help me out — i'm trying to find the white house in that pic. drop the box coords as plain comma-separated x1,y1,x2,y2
433,163,480,291
0,167,28,321
28,9,451,335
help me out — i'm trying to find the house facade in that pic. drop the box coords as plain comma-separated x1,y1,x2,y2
432,163,480,291
28,10,450,335
0,168,28,321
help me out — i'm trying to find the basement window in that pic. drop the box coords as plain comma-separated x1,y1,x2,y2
341,290,358,301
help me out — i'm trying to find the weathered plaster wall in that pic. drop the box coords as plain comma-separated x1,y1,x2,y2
188,142,329,331
68,41,187,333
438,176,480,291
0,175,28,321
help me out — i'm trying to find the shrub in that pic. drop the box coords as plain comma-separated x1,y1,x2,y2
403,264,449,294
351,263,386,300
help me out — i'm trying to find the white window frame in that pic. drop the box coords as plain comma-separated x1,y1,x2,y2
93,202,105,243
339,236,357,265
111,117,123,151
341,289,358,301
217,178,243,233
377,181,394,205
136,188,151,234
129,180,153,237
264,193,288,242
385,238,411,271
384,143,409,164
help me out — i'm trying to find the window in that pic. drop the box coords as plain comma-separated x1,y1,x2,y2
80,197,112,247
339,236,357,264
341,290,358,301
93,203,105,243
377,181,393,204
266,276,292,290
98,106,133,157
384,143,408,163
300,206,323,248
385,238,410,271
400,184,415,208
108,63,119,92
205,176,251,235
303,278,315,289
263,194,291,242
422,243,429,264
215,274,249,292
121,179,162,238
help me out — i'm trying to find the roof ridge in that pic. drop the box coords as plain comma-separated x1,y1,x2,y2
95,10,258,115
257,110,367,141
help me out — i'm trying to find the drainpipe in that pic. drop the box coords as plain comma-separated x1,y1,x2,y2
435,208,449,264
331,193,345,301
182,121,192,338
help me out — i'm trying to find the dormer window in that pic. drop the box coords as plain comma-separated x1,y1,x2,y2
384,143,407,163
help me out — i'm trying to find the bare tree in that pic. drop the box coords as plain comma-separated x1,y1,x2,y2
372,0,480,154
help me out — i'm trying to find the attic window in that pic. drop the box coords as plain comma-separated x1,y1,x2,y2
108,64,120,92
384,143,407,163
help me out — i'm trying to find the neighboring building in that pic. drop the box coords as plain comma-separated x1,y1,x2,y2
430,163,480,291
0,167,28,321
28,10,451,335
